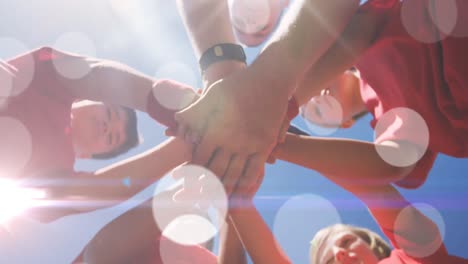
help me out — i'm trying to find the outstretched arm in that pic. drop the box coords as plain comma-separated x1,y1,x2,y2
45,137,192,209
276,133,443,257
276,133,415,187
352,185,444,258
7,47,191,129
292,8,380,105
228,202,292,264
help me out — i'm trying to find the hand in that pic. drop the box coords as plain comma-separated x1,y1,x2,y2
174,67,290,196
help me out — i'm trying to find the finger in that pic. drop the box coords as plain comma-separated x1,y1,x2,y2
176,123,189,141
188,130,201,145
234,154,265,197
207,148,231,181
192,128,218,167
174,93,213,135
222,154,246,197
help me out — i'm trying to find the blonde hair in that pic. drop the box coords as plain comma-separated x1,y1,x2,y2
309,224,391,264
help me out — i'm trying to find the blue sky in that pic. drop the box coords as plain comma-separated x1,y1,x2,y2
1,0,467,263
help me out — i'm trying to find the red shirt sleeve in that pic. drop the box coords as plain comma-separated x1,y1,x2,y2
362,79,435,189
8,47,78,105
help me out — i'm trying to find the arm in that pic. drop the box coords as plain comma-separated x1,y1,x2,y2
249,0,362,98
353,185,443,258
46,137,192,208
229,201,291,264
218,218,248,264
276,134,415,187
30,47,152,112
276,133,442,256
293,9,380,105
176,0,245,86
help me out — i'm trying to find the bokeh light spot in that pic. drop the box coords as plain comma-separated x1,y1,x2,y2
229,0,271,34
301,95,343,136
273,194,342,264
374,107,429,167
0,37,35,98
52,32,97,79
152,165,227,246
394,203,445,258
401,0,448,43
154,62,198,88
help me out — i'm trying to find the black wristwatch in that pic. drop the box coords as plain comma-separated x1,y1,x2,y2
199,43,247,72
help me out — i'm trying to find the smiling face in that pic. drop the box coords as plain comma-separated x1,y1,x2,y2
320,230,379,264
230,0,289,47
310,224,391,264
70,100,129,158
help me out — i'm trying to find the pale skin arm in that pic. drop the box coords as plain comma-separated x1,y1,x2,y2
175,0,245,87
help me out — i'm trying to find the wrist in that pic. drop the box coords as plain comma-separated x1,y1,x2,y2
202,60,246,88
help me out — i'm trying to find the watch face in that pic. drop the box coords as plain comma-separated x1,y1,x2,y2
214,46,224,57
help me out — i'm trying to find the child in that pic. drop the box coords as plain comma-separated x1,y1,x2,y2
288,0,467,189
0,46,199,221
225,131,468,263
82,186,246,264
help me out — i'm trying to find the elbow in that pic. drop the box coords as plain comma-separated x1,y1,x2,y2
385,163,415,183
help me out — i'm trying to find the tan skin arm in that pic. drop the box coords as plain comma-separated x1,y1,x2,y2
19,47,156,112
276,133,415,187
226,133,437,264
293,8,381,105
46,137,191,208
229,202,292,264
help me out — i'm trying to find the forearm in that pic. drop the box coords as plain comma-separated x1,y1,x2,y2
251,0,361,98
229,204,291,264
293,11,379,105
276,134,414,187
218,218,247,264
48,138,192,205
176,0,245,87
32,47,153,112
357,186,442,253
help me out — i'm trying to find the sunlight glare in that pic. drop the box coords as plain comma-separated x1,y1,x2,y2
0,178,46,224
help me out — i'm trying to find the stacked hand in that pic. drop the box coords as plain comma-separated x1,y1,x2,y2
173,67,290,197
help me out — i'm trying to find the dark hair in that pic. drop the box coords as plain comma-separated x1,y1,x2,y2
91,107,140,160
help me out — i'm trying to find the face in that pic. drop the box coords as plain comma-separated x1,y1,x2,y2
231,0,289,47
320,230,379,264
303,70,362,128
70,101,129,158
